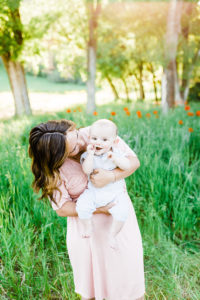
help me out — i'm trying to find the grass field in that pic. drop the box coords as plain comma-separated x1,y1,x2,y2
0,64,86,93
0,103,200,299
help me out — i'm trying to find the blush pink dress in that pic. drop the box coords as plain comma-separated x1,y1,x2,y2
51,127,145,300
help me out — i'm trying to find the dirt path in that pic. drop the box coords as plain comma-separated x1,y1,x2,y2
0,90,113,120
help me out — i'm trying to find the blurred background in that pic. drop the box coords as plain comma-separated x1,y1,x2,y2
0,0,200,299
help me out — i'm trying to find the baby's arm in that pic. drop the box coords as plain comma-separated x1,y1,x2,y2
108,151,130,170
82,145,95,175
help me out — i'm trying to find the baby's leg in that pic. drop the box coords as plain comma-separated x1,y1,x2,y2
108,192,129,249
109,219,125,250
81,218,93,238
76,189,96,238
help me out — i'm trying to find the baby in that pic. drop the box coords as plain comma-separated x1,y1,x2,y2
76,119,131,249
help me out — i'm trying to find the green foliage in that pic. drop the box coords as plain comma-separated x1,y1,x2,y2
0,103,200,298
0,0,23,58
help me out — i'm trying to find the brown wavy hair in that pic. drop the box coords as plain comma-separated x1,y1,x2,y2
28,119,75,203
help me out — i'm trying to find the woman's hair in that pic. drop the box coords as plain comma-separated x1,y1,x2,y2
28,119,75,203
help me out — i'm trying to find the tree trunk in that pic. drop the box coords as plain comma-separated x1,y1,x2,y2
86,2,100,114
138,63,145,100
106,75,120,101
162,0,182,113
149,63,158,102
2,55,32,116
122,78,130,102
175,62,184,105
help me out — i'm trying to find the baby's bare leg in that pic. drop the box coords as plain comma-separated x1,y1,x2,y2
81,219,93,238
109,219,124,249
135,296,144,300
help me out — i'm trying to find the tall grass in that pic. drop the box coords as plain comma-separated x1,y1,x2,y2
0,103,200,299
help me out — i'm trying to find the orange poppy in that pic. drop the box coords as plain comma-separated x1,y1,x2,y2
196,111,200,117
66,109,71,113
153,111,158,114
136,111,142,118
146,113,151,118
185,105,190,111
178,120,183,125
126,111,131,116
123,107,129,112
73,109,77,112
78,107,82,112
188,128,194,132
187,112,194,116
93,111,98,116
111,111,116,116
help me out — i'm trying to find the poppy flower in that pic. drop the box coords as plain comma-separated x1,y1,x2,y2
155,115,159,119
178,120,183,125
66,109,71,113
126,111,131,116
188,128,194,132
78,107,82,112
123,107,129,112
136,111,142,118
185,105,190,111
146,113,151,118
111,111,116,116
196,111,200,117
153,111,158,114
93,111,98,116
187,112,194,116
73,109,77,112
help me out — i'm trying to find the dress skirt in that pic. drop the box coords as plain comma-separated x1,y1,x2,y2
66,191,145,300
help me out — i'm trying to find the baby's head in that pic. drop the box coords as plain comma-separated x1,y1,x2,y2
89,119,118,155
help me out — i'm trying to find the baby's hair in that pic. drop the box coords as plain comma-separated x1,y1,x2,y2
90,119,118,136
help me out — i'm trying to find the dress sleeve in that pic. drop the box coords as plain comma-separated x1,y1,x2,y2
116,136,137,158
50,177,72,211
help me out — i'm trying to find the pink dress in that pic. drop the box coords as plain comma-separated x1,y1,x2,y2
51,127,145,300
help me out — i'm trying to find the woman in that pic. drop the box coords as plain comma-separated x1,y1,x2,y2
29,119,145,300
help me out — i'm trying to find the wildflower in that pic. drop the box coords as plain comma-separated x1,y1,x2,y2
153,111,158,114
196,111,200,117
146,113,151,118
187,112,194,116
73,109,76,112
93,111,98,116
66,109,71,113
178,120,183,125
111,111,116,116
123,107,129,112
188,128,194,132
126,111,131,116
78,107,82,112
185,105,190,111
136,111,142,118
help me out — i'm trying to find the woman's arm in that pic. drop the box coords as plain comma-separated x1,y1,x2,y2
90,155,140,188
56,201,114,217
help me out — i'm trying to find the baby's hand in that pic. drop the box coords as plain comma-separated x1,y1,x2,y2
87,144,95,155
108,151,116,161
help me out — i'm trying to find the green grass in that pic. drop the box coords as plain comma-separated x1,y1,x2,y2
0,64,85,93
0,103,200,299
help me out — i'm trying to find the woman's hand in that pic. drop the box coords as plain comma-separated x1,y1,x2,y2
94,201,116,215
90,168,114,188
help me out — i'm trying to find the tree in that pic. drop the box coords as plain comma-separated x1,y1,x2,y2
161,0,182,113
0,0,31,116
86,0,101,114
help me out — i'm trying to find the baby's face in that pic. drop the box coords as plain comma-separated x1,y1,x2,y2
89,125,116,155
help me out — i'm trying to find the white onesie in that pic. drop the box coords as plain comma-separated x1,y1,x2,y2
76,148,129,221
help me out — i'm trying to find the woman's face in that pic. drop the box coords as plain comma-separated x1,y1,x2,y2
66,129,79,157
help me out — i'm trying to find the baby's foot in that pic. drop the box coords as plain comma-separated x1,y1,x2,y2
81,228,93,239
109,236,118,250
